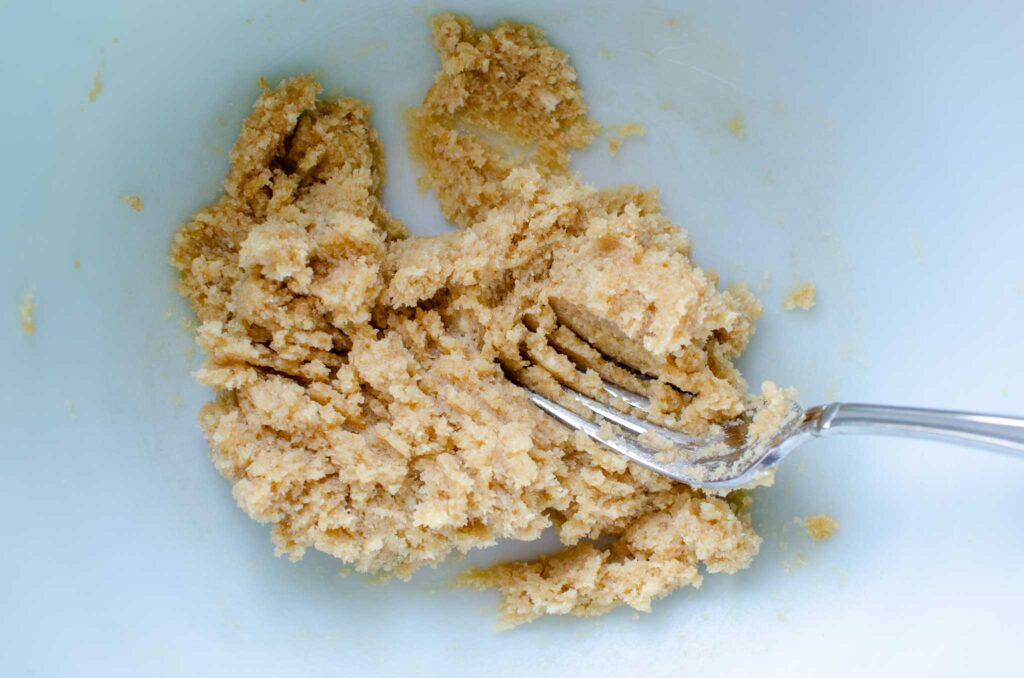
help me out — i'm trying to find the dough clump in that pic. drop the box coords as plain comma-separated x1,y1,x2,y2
171,14,791,625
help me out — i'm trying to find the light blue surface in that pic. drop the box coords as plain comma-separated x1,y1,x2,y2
2,1,1023,676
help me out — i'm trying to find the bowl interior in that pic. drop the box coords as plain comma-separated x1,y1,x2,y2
2,1,1023,675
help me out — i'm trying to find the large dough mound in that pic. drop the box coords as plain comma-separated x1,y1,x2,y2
171,14,787,625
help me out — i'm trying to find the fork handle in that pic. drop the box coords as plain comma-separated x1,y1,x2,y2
814,403,1024,455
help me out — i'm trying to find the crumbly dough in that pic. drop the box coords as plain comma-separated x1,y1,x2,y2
803,513,838,541
783,281,816,310
19,291,35,335
171,14,792,626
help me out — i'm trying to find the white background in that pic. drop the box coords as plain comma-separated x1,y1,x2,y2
2,1,1023,676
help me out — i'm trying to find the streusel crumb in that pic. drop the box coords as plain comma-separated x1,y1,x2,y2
803,513,838,541
783,281,816,310
19,291,35,335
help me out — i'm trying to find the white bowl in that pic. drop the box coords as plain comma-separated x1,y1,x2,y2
3,1,1023,675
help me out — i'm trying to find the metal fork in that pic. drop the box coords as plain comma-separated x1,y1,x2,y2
526,384,1024,491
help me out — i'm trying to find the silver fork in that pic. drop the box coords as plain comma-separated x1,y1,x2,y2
526,384,1024,490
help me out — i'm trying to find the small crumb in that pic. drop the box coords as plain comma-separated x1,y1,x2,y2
724,113,744,140
667,16,678,29
776,611,785,621
112,37,120,45
257,76,269,90
911,236,924,261
640,428,676,453
338,567,353,577
657,100,672,111
245,17,254,25
19,291,35,335
123,194,145,212
605,123,645,156
782,552,809,573
610,123,645,138
598,47,612,59
782,281,816,311
73,259,81,270
88,62,105,102
801,514,838,541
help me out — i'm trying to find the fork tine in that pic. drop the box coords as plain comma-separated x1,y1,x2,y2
601,381,651,410
514,321,780,489
526,387,786,491
525,390,703,484
568,387,707,448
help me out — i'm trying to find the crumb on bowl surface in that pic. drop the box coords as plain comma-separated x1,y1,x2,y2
170,13,795,626
725,113,745,140
123,194,145,212
605,122,646,156
19,291,35,335
783,281,816,310
803,513,838,541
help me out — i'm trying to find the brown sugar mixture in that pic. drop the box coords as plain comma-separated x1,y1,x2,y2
170,13,793,626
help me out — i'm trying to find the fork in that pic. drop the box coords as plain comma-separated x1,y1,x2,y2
526,383,1024,490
